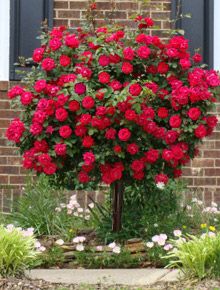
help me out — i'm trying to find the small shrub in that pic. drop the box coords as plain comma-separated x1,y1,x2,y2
166,232,220,279
0,225,39,277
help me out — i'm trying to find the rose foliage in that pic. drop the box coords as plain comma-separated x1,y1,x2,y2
6,17,220,190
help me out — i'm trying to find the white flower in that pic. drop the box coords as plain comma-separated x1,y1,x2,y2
73,236,86,243
152,234,167,246
152,235,159,242
157,237,166,246
77,207,84,213
39,246,46,252
164,244,173,251
173,230,182,237
156,182,165,189
186,205,192,210
160,234,167,240
60,203,66,208
35,241,41,249
55,239,64,246
208,232,216,238
6,224,14,232
96,246,103,251
55,207,61,212
67,209,72,215
192,198,198,203
70,194,77,200
76,244,85,251
88,202,94,209
211,202,218,208
112,246,121,254
108,242,116,249
73,237,80,243
146,242,154,248
73,212,79,217
154,223,158,228
85,215,90,220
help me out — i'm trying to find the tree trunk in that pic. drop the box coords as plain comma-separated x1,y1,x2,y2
112,180,124,232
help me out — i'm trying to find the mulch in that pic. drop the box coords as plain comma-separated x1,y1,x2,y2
1,277,220,290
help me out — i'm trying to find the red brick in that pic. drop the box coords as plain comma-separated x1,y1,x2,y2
0,82,9,91
54,1,69,9
53,19,69,26
69,1,87,10
203,150,220,158
0,175,8,184
191,159,214,167
0,110,20,119
0,166,19,175
0,119,10,128
115,2,138,10
9,176,27,185
0,92,9,100
58,10,80,19
0,101,10,109
105,11,127,19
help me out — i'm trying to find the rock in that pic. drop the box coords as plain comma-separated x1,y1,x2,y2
60,244,75,251
127,238,142,244
63,251,76,260
125,242,145,253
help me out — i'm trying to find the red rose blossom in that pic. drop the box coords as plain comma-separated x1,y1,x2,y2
98,72,110,84
194,124,207,139
188,108,201,121
118,128,131,141
82,96,95,109
169,115,182,128
41,58,55,71
54,143,67,156
59,125,72,138
83,151,95,165
129,83,142,96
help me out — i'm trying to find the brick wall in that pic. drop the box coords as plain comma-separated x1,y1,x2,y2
0,0,219,212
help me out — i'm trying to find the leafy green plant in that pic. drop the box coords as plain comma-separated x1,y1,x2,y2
166,233,220,279
73,249,143,269
37,246,65,268
0,225,38,277
91,180,189,243
12,175,89,239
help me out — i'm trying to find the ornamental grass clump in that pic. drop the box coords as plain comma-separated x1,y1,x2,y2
5,8,220,230
0,225,40,277
166,232,220,279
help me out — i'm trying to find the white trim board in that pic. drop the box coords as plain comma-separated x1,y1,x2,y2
214,0,220,70
0,0,10,81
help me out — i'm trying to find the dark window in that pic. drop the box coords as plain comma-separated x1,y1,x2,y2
171,0,214,68
10,0,53,80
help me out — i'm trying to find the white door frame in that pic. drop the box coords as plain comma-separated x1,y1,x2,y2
214,0,220,70
0,0,10,81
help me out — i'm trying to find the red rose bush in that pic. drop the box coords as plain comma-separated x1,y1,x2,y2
6,17,220,191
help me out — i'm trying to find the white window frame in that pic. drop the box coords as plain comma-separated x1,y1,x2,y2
0,0,10,81
214,0,220,70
